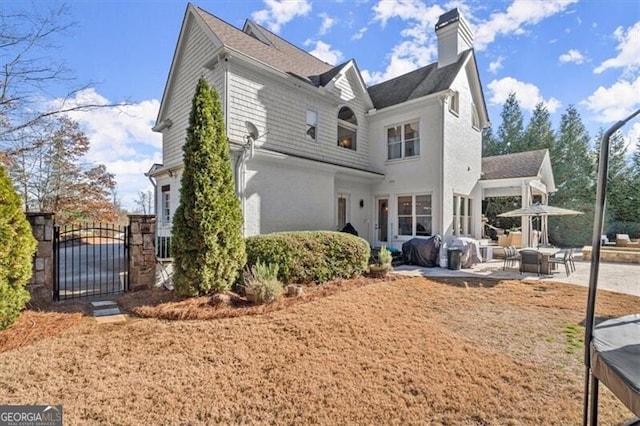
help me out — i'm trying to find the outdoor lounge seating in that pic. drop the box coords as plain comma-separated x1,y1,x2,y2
502,246,519,270
549,250,572,277
616,234,640,248
519,249,542,276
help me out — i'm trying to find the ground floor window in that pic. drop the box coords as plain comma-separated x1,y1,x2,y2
161,185,171,224
453,195,472,236
398,194,431,237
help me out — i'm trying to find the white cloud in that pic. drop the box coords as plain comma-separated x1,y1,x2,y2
318,13,335,36
49,88,162,210
559,49,585,64
351,26,368,40
474,0,579,50
251,0,312,33
487,77,561,112
594,21,640,74
372,0,443,27
308,40,344,65
488,56,504,74
582,77,640,122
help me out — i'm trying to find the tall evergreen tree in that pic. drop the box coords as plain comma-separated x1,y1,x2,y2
548,105,594,246
496,92,524,154
521,103,555,152
482,126,501,157
171,78,246,296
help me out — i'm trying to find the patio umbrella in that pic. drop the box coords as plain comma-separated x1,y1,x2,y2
498,203,583,245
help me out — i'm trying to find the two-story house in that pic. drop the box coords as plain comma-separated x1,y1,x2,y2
148,5,555,253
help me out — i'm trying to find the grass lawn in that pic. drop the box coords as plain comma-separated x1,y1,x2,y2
1,275,638,424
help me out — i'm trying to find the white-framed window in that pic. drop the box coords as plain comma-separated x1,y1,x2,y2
306,109,318,141
387,121,420,160
453,195,473,236
398,194,431,237
337,106,357,150
161,185,171,224
449,91,459,115
471,104,480,130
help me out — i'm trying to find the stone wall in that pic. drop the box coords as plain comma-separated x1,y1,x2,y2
25,213,55,304
582,246,640,264
128,215,157,291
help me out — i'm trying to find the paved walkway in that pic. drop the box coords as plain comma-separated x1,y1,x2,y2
394,258,640,297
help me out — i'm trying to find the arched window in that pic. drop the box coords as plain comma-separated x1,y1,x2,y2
337,106,357,150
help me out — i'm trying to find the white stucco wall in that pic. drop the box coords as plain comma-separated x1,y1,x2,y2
441,67,483,240
243,158,335,236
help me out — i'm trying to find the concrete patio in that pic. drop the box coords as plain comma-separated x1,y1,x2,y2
394,257,640,297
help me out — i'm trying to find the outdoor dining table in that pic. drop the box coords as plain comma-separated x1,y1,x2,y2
518,247,561,275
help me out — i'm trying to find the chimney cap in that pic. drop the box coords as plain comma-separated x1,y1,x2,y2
435,8,460,31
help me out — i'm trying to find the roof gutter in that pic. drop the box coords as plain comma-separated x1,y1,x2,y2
367,89,452,117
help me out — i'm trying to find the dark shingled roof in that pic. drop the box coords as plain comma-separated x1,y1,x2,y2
481,149,548,180
368,50,470,110
195,7,333,82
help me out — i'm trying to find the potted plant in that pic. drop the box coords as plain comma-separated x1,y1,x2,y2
369,245,393,278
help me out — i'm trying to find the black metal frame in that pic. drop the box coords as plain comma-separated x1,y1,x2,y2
583,109,640,425
53,222,130,301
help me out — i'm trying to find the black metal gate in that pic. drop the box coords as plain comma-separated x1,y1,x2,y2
53,223,130,301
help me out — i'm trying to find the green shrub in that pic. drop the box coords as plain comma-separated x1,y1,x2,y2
377,245,392,267
245,231,370,284
242,261,283,304
0,165,37,330
171,78,246,296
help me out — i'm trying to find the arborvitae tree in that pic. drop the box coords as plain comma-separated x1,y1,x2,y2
549,105,594,246
522,102,555,152
0,165,37,330
171,78,246,296
496,92,524,154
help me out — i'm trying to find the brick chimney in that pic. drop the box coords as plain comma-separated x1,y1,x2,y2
435,9,473,68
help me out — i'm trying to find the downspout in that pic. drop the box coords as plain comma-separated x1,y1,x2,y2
439,93,447,240
235,142,251,237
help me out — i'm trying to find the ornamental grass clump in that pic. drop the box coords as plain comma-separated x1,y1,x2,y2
242,261,283,304
377,245,393,267
0,165,37,330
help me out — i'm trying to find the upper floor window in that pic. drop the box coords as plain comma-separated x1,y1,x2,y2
337,106,357,151
387,121,420,160
306,109,317,141
449,91,459,115
471,104,480,130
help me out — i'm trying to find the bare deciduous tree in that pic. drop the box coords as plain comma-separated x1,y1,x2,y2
134,190,154,215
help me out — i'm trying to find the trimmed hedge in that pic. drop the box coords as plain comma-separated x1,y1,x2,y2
245,231,370,284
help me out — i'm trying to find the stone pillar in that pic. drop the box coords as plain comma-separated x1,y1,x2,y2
128,215,157,291
26,213,55,304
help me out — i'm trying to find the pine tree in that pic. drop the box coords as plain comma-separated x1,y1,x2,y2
482,126,501,157
522,102,555,152
0,165,37,330
548,105,594,246
496,92,524,154
171,78,246,296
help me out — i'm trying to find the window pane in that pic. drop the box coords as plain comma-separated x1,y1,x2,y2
404,122,419,140
338,107,357,125
416,217,431,236
405,140,420,157
387,126,401,143
388,143,402,160
398,217,413,236
306,110,317,140
337,125,356,150
415,195,431,216
397,196,412,216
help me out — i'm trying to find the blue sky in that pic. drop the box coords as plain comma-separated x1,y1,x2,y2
4,0,640,210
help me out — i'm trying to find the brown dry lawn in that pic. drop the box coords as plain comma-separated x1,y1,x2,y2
1,275,638,425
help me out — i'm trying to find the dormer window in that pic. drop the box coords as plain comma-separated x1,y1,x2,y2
449,91,459,116
306,109,318,141
337,106,357,151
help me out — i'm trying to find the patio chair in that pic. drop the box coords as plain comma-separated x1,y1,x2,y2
519,249,542,276
568,248,577,272
549,250,572,277
502,246,519,270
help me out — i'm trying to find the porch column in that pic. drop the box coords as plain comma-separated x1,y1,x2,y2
128,215,157,291
521,182,531,247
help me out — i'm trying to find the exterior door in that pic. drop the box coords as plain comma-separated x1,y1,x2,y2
337,195,347,230
376,198,388,246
